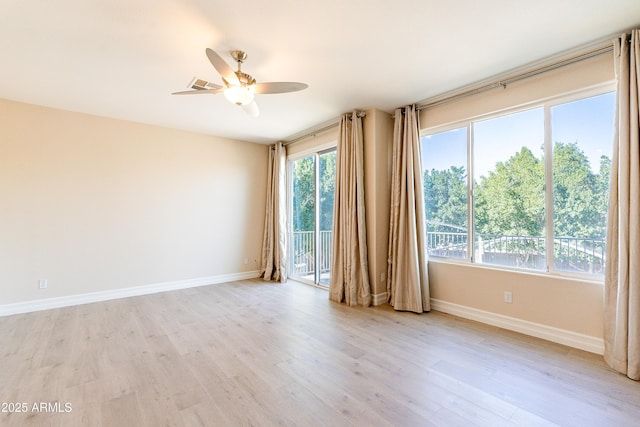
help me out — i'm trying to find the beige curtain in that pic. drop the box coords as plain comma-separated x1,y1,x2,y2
604,29,640,381
260,142,287,282
329,112,371,306
387,105,430,313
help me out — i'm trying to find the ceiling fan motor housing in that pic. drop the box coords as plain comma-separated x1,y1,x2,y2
223,72,256,88
231,50,248,63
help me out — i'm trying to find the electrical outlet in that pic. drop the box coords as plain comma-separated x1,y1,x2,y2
39,279,48,289
504,291,513,304
380,273,386,282
243,257,249,265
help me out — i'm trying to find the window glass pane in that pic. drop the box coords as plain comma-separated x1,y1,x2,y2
473,108,546,270
551,92,615,275
318,150,336,285
291,156,315,279
421,127,468,259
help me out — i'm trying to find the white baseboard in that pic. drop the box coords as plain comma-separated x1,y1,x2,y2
430,298,604,355
0,271,261,317
372,291,388,306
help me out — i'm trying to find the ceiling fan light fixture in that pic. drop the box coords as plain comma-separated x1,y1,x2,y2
173,48,307,116
224,85,254,106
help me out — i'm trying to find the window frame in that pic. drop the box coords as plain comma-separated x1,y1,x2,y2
287,142,338,288
421,82,616,281
421,123,472,260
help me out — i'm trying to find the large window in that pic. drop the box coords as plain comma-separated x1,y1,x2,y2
422,88,615,277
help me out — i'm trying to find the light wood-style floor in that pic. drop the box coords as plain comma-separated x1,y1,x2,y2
1,279,638,426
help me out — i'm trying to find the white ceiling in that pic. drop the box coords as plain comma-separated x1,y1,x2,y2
1,1,639,144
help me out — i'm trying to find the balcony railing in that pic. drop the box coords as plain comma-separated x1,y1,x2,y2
291,230,332,279
428,232,605,274
293,230,606,276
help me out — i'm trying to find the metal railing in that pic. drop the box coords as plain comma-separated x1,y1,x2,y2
427,231,468,259
428,231,606,274
476,235,546,270
291,230,332,277
293,229,606,276
552,236,605,274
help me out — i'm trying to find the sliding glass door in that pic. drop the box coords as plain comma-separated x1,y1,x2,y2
289,148,336,286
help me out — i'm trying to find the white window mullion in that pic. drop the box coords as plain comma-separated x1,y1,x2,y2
314,153,321,284
468,123,475,263
544,105,554,273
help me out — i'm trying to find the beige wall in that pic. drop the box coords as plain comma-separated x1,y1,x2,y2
0,99,268,305
418,52,615,339
363,109,392,296
428,262,604,337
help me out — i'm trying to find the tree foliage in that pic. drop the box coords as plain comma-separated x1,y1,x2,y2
318,152,336,231
552,142,609,238
291,152,336,232
424,142,611,239
475,146,545,236
292,156,315,232
423,166,467,231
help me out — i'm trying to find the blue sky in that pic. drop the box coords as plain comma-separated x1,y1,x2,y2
421,91,616,178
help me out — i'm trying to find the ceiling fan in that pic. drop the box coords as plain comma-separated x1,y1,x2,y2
172,48,308,117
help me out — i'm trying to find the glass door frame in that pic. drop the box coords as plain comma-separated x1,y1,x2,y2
287,146,336,287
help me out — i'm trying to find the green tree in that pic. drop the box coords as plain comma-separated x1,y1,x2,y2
424,166,467,231
425,144,611,240
292,157,315,232
292,152,337,233
552,142,609,238
319,151,336,231
474,147,545,236
595,153,611,232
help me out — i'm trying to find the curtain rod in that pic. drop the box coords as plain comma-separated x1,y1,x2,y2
416,43,614,111
283,111,366,147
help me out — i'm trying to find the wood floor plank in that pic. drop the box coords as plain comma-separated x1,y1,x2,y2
0,278,638,426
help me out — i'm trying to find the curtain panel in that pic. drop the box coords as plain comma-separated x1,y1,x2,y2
386,105,430,313
329,112,372,306
604,29,640,381
260,141,287,282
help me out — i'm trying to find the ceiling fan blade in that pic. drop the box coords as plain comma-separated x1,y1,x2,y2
241,100,259,117
172,88,224,95
253,82,308,94
206,48,239,86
